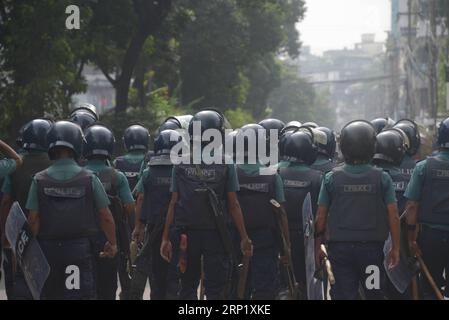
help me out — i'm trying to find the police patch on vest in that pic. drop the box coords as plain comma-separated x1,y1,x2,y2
43,187,86,198
343,184,374,193
400,168,414,176
239,183,269,193
283,180,310,188
156,177,171,185
124,172,139,178
393,181,407,192
433,169,449,178
184,167,216,180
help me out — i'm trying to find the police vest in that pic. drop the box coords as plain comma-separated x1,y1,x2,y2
399,156,416,181
11,152,51,211
327,167,389,242
280,166,322,230
114,156,143,192
95,167,124,223
174,163,227,229
236,167,276,230
35,169,98,240
418,157,449,225
142,165,173,224
311,159,335,174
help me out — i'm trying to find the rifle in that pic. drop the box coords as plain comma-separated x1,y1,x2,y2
270,199,299,300
237,255,250,299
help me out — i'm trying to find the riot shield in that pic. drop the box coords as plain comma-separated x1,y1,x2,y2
5,202,50,300
302,193,324,300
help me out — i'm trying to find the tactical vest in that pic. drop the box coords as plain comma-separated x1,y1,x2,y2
174,163,227,229
141,165,173,224
327,167,389,242
399,156,416,182
35,169,98,240
418,157,449,225
95,167,124,222
11,152,51,210
236,167,277,230
114,156,143,192
311,159,335,174
280,166,322,230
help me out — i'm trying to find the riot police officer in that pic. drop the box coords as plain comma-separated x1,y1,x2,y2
393,119,421,181
131,129,183,300
160,109,253,300
278,122,302,170
83,124,135,300
259,118,285,167
234,124,286,300
311,126,337,174
1,119,53,299
25,121,117,299
114,125,150,193
405,117,449,299
314,120,400,300
69,103,99,132
279,128,322,297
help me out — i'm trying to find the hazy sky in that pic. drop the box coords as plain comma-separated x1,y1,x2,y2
298,0,391,55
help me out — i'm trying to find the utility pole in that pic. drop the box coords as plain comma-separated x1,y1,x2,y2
429,0,438,130
406,0,414,119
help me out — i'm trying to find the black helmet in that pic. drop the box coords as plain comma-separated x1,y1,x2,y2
283,127,318,165
159,117,183,132
315,126,336,159
70,103,99,121
224,130,239,161
47,121,84,159
371,117,395,134
154,129,183,155
188,109,226,141
437,117,449,149
123,125,150,152
394,119,420,156
373,129,407,166
83,125,115,159
22,119,53,151
340,120,376,164
281,121,302,136
258,118,285,134
302,122,319,129
69,110,97,131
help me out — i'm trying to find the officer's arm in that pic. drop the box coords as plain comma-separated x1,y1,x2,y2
28,210,40,236
405,201,419,244
134,193,144,230
98,207,117,247
387,203,401,252
315,206,329,243
226,192,250,242
0,139,22,169
162,192,178,241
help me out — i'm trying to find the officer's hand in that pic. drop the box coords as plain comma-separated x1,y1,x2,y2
280,247,291,266
132,224,145,244
240,237,253,257
315,243,326,269
100,242,118,258
387,248,400,270
160,239,173,262
408,240,422,258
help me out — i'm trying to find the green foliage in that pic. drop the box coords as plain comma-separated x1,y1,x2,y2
224,108,255,128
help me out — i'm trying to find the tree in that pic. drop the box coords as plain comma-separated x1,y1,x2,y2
88,0,173,114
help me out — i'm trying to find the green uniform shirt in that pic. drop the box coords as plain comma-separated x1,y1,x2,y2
26,159,110,211
0,159,16,179
170,164,240,193
135,167,150,194
318,163,397,207
404,150,449,231
313,155,332,167
237,163,285,203
277,160,290,170
85,159,134,205
113,151,146,166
